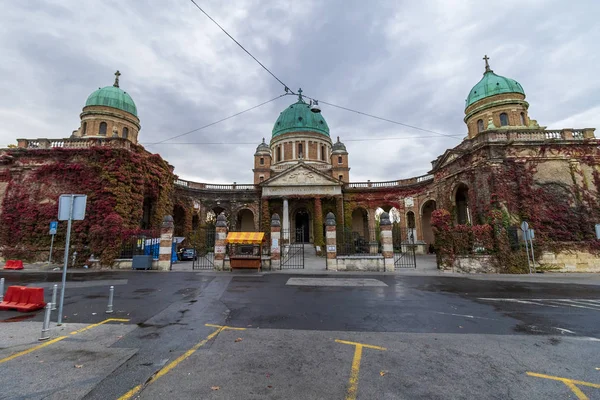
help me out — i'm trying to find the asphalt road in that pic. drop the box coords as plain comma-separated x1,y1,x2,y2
1,268,600,399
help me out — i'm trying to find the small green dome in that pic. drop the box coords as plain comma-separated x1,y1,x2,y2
272,94,330,138
85,85,138,117
465,70,525,108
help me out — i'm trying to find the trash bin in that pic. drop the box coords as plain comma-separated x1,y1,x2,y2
132,255,153,270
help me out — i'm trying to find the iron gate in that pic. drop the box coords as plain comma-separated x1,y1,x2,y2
280,229,305,269
392,225,417,268
192,226,216,270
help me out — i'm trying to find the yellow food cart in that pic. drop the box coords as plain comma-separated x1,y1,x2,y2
225,232,265,271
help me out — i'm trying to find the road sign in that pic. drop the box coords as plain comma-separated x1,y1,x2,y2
58,194,87,221
49,221,58,235
520,221,529,231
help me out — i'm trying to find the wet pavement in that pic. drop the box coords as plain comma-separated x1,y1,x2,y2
1,270,599,399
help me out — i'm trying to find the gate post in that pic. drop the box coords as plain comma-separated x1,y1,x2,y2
214,213,228,271
380,212,394,272
325,212,337,271
270,214,281,270
158,215,174,271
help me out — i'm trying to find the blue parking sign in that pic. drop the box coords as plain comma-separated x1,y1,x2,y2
49,221,58,235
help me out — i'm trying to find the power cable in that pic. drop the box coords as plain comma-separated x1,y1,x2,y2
144,94,287,146
189,0,293,93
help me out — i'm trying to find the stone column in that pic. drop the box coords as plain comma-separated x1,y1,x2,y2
314,197,323,251
380,212,394,272
367,207,377,254
325,212,337,271
270,214,281,268
214,213,228,271
158,215,174,271
282,198,290,242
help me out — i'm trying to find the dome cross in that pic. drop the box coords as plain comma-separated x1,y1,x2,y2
113,70,121,88
297,88,303,102
483,55,492,73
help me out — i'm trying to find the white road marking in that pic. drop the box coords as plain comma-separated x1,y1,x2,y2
479,298,600,311
286,278,388,287
553,327,576,335
433,312,497,320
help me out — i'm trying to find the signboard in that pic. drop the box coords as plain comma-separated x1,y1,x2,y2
327,245,336,252
49,221,58,235
58,195,87,221
520,221,529,231
596,224,600,240
271,238,279,249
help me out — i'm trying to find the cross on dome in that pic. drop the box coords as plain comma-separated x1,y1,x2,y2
113,70,121,88
483,55,492,73
297,88,303,102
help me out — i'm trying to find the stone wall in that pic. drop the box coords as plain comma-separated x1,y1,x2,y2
443,256,498,273
539,250,600,272
333,255,386,272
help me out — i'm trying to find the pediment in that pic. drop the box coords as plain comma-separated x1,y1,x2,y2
263,163,341,187
432,150,462,171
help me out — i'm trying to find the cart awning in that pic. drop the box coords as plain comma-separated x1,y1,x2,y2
225,232,265,244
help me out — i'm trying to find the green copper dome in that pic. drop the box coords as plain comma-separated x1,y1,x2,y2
466,70,525,109
272,92,330,138
85,76,138,117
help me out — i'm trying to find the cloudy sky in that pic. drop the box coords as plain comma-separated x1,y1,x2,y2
1,0,599,183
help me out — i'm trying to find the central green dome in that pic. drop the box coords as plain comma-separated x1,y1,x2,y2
85,85,138,117
272,95,330,138
466,70,525,109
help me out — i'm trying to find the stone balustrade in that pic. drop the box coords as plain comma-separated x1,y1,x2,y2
16,137,132,150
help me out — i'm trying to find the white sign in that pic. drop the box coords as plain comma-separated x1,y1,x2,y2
271,239,279,248
58,195,87,221
596,224,600,240
327,245,336,252
520,221,529,231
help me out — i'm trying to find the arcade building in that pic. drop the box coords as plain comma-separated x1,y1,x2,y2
1,58,598,270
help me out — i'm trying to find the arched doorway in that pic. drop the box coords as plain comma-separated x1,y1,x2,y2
406,211,416,243
351,207,368,239
421,200,437,250
237,209,255,231
295,209,310,243
173,205,186,236
455,184,470,224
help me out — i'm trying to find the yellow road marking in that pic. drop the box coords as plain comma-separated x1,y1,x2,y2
527,372,600,400
336,339,386,400
118,324,246,400
0,336,68,364
0,318,130,365
70,318,130,335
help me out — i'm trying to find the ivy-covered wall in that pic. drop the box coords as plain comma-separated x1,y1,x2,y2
0,146,174,265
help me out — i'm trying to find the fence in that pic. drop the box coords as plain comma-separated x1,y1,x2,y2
336,227,381,256
119,235,161,259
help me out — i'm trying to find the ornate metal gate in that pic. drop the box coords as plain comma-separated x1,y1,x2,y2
280,229,305,269
392,225,417,268
192,226,216,270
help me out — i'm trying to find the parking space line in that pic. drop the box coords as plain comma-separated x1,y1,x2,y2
118,323,246,400
527,372,600,400
0,318,130,365
336,340,386,400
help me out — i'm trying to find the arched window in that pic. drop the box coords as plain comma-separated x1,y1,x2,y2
321,145,325,161
298,143,303,158
338,156,343,164
277,146,282,162
520,112,526,125
499,113,509,126
339,175,343,181
259,157,264,165
99,122,107,135
82,122,87,135
122,127,129,139
477,119,484,133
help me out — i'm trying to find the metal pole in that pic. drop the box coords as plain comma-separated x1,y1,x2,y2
48,234,55,264
57,195,74,325
51,284,57,311
529,236,537,273
523,230,532,274
0,277,4,302
39,302,52,341
106,286,114,314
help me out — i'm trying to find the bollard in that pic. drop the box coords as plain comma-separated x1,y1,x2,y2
106,286,114,314
39,303,52,341
51,284,58,311
0,277,4,302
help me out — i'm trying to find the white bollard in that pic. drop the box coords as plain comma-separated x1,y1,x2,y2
0,278,4,302
51,284,58,311
106,286,114,314
39,303,52,341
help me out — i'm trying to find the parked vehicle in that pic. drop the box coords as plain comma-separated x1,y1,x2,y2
178,248,197,261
